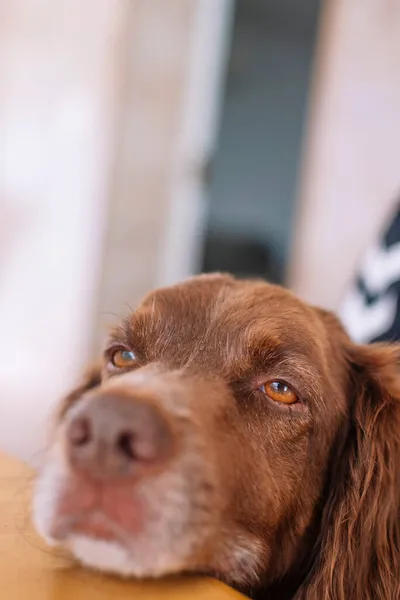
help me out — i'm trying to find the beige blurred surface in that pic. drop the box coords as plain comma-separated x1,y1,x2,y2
0,451,245,600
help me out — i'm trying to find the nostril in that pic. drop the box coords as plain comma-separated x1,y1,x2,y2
117,432,136,460
68,417,91,447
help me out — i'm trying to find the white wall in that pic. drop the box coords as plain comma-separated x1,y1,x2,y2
0,0,232,463
94,0,234,348
290,0,400,310
0,0,124,463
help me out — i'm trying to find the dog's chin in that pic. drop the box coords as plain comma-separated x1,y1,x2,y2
67,534,186,579
68,535,138,576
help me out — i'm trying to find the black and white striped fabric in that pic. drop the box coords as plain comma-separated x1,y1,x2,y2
340,203,400,344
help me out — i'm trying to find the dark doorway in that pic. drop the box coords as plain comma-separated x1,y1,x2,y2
201,0,321,283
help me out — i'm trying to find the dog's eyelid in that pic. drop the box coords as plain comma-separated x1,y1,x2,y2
104,341,132,361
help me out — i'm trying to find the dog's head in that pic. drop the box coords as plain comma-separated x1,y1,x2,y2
33,274,400,598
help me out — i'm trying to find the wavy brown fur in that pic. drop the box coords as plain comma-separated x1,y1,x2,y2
296,344,400,599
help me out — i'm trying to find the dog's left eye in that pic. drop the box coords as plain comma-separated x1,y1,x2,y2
110,349,136,368
259,380,298,405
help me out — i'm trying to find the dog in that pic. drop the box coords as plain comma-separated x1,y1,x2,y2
33,273,400,599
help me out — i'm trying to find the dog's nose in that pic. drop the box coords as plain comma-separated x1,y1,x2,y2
65,393,172,480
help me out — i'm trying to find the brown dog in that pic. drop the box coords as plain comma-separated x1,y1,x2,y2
33,274,400,599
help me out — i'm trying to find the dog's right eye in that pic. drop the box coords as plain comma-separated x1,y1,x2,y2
110,349,137,368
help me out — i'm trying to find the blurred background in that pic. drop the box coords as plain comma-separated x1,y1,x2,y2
2,0,400,463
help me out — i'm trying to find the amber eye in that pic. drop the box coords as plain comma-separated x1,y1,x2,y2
259,381,298,405
110,349,136,368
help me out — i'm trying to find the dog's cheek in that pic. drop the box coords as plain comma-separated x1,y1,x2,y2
211,534,266,587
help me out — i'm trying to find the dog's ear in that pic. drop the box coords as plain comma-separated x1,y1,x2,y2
57,361,103,420
299,343,400,600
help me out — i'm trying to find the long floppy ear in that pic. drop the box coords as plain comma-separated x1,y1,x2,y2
298,343,400,600
57,361,103,420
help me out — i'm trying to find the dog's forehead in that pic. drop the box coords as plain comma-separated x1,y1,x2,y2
108,275,334,401
135,275,321,348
